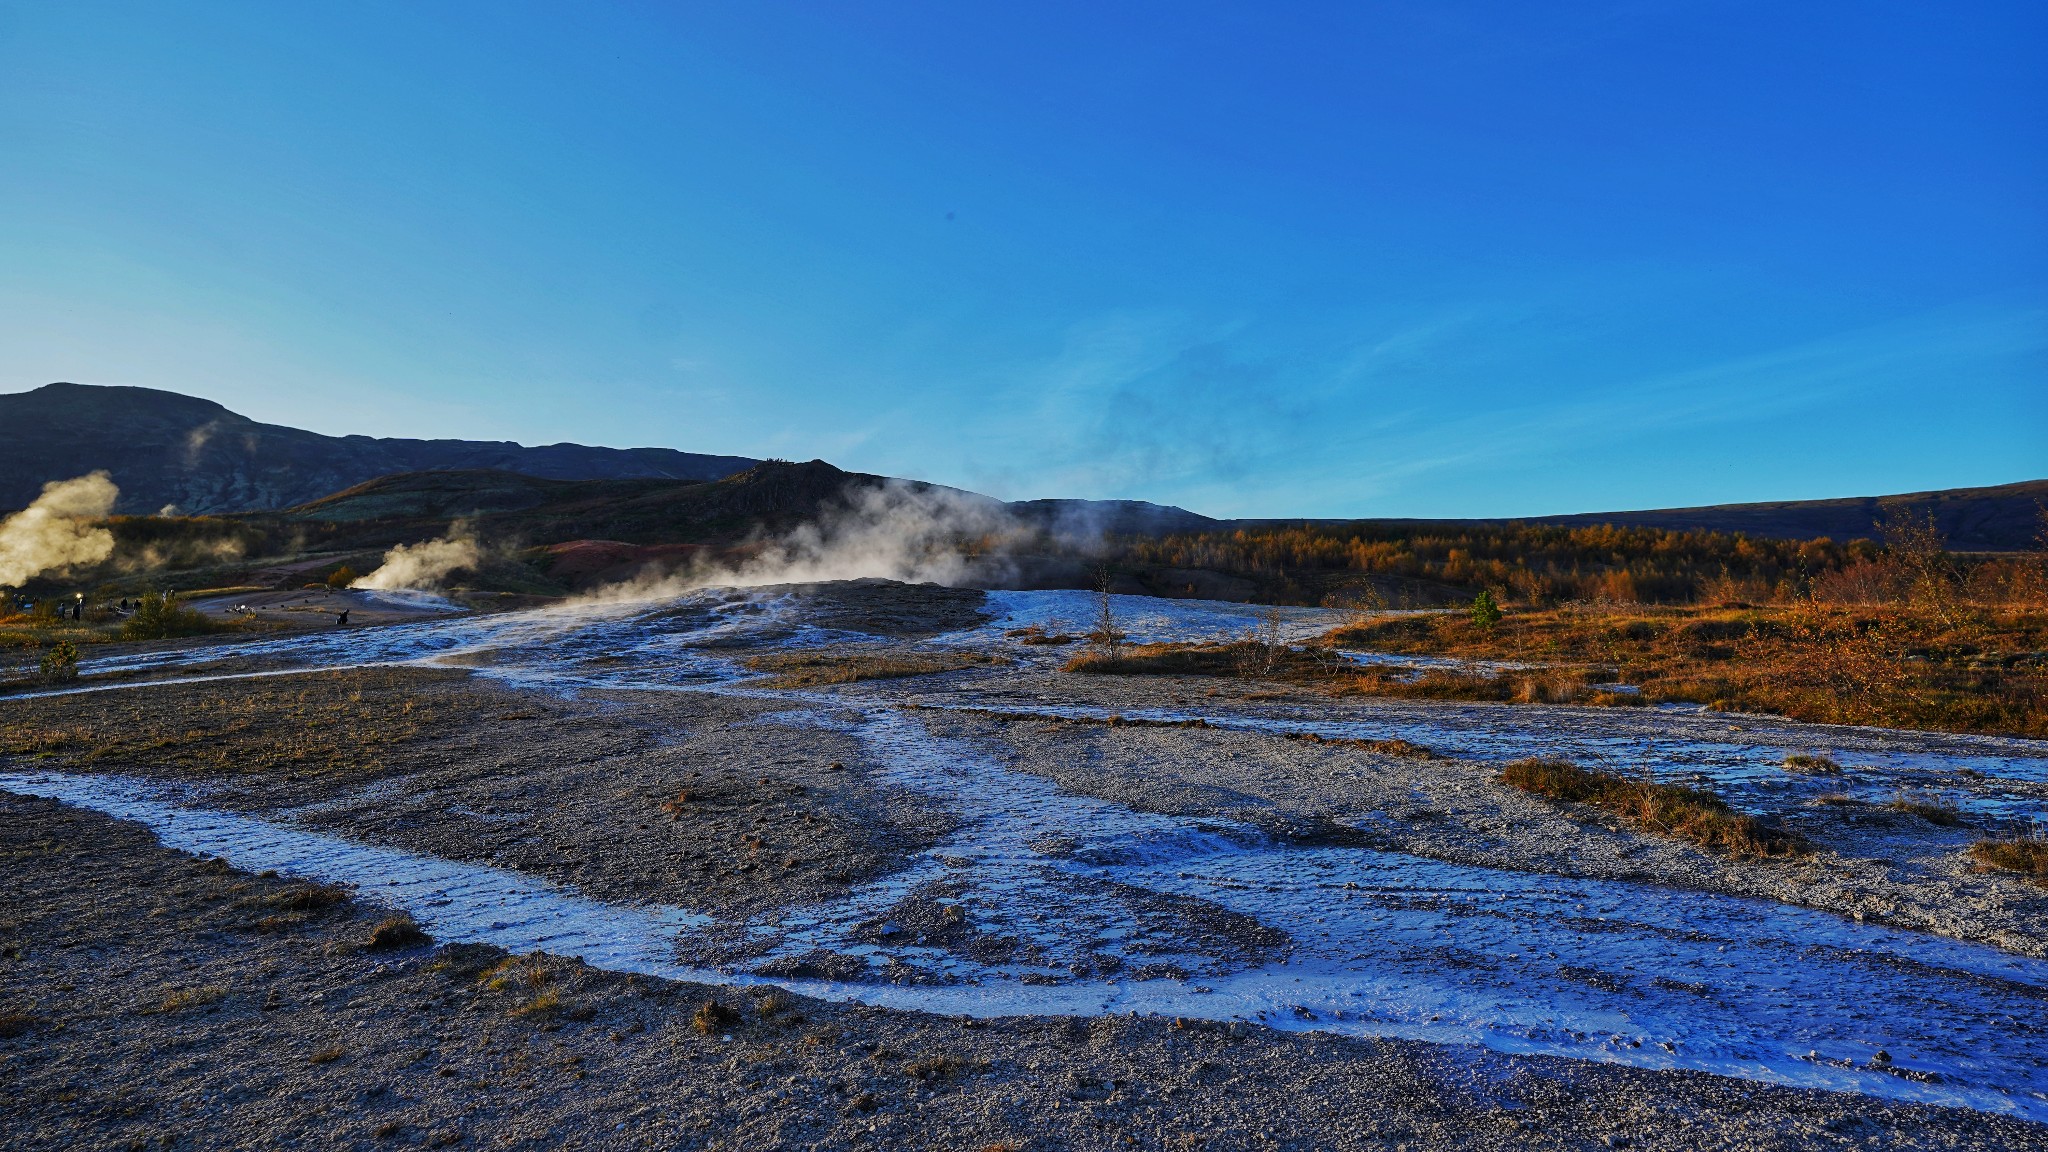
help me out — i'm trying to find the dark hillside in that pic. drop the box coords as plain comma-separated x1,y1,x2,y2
1488,479,2048,552
1254,480,2048,552
280,460,930,547
0,382,755,514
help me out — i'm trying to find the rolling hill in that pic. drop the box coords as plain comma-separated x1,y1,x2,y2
280,461,1214,541
1375,480,2047,553
6,383,2039,551
0,382,757,514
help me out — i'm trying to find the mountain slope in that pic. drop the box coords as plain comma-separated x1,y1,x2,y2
7,382,2037,550
282,462,1223,548
1317,480,2047,552
281,460,914,545
0,382,757,514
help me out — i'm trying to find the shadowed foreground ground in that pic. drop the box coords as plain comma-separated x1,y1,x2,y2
1,792,2036,1152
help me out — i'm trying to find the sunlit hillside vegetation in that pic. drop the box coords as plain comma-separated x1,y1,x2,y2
1110,517,2044,608
1078,512,2048,738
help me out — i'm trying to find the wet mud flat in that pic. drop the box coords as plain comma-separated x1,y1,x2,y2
3,793,2036,1152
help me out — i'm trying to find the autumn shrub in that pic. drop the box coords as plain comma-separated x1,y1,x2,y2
37,640,79,683
121,591,224,641
1469,588,1503,629
1326,600,2048,738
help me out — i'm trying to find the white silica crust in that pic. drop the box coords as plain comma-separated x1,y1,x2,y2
9,585,2048,1119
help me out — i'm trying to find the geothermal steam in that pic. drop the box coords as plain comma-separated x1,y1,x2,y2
0,472,120,588
354,481,1114,600
352,522,481,591
581,481,1087,602
717,482,1015,587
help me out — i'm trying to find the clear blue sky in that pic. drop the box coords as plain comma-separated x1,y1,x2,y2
2,2,2042,517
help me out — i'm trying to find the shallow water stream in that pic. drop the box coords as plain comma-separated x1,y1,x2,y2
10,588,2048,1119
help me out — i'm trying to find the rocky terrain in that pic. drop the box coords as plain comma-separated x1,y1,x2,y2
2,581,2045,1149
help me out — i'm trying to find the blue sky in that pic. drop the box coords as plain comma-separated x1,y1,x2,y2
1,2,2042,518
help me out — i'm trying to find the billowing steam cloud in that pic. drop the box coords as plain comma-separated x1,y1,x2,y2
717,483,1015,587
353,479,1125,603
577,481,1085,604
352,522,481,591
0,472,120,588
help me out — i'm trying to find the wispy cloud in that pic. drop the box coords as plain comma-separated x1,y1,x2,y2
965,295,2047,518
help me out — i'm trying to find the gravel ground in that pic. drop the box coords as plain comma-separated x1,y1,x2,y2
877,666,2048,958
0,668,954,919
4,793,2040,1152
4,583,2047,1149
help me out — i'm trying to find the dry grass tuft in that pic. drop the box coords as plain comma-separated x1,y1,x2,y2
365,912,431,951
903,1052,969,1081
693,999,740,1036
1284,731,1442,760
270,881,352,912
0,1008,44,1038
512,987,563,1017
236,879,354,932
147,984,229,1014
1064,641,1291,677
744,646,1005,688
1499,758,1805,858
1781,754,1843,774
478,955,568,1016
1968,837,2048,883
1884,797,1967,826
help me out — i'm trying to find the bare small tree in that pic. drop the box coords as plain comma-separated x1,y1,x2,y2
1878,508,1958,623
1091,566,1123,659
1234,603,1286,679
1327,581,1386,633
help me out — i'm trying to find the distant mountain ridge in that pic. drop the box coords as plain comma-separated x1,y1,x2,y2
0,382,758,514
4,382,2039,549
1315,479,2048,552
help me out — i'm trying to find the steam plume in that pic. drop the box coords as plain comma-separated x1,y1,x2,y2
576,481,1080,604
352,522,481,591
0,472,120,587
717,483,1015,587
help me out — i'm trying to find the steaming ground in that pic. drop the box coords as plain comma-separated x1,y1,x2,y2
4,580,2046,1150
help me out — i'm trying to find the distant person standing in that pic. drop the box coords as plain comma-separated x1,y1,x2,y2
337,609,350,625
